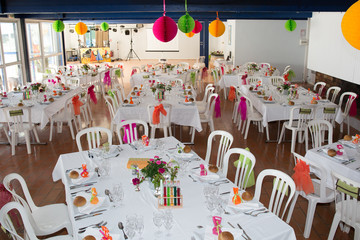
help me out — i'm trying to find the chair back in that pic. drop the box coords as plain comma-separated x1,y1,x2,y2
113,83,126,101
212,69,219,85
204,93,218,116
104,95,117,119
0,202,39,240
270,76,285,87
201,86,215,103
223,148,256,190
171,78,183,87
339,92,357,117
178,62,189,69
132,67,141,74
292,152,329,201
108,88,123,108
284,65,291,72
288,106,316,130
254,169,296,220
76,127,112,151
63,96,77,121
316,105,339,125
326,86,341,103
306,119,333,150
246,77,262,86
116,119,149,145
331,171,360,228
45,67,57,75
67,77,80,87
147,103,172,128
3,107,32,133
314,82,326,95
204,130,234,169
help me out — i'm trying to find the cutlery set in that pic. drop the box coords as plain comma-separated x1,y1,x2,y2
78,220,107,233
75,209,106,221
70,181,97,190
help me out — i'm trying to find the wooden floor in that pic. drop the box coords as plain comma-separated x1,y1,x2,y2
0,59,355,240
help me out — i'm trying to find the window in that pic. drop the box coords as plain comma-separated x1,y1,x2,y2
26,20,63,82
0,20,25,92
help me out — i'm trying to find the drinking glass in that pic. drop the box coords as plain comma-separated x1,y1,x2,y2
110,183,124,207
136,215,144,238
124,222,136,239
98,159,111,177
163,210,174,236
153,211,163,235
205,196,216,220
178,160,189,177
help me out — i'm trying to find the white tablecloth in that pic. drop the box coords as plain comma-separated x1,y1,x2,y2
0,87,83,129
305,142,360,188
113,90,202,132
219,75,272,89
240,85,343,127
130,72,187,88
52,137,296,240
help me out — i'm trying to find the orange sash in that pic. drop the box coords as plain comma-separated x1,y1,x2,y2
152,104,167,125
292,159,314,195
72,95,84,116
228,86,236,101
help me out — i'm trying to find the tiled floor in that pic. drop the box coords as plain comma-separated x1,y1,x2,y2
0,59,356,240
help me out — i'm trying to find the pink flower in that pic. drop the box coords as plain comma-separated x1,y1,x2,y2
154,155,159,159
162,161,166,165
149,159,154,162
158,168,165,174
156,160,161,165
132,178,140,185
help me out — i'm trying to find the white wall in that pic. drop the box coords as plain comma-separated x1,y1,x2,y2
64,23,200,60
209,22,227,54
307,12,360,85
227,20,307,81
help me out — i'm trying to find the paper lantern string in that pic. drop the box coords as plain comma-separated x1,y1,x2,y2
216,11,219,20
163,0,166,16
185,0,188,12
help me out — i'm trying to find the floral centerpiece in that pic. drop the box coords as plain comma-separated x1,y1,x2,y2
211,51,224,56
165,64,176,71
82,64,90,72
281,81,291,95
30,83,46,92
268,66,277,76
247,63,260,73
284,69,296,81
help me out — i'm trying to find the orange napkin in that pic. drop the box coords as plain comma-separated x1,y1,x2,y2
127,158,150,169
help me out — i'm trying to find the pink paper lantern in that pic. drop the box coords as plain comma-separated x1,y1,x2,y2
153,16,178,42
192,20,202,34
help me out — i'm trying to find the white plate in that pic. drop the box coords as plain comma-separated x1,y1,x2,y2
73,192,107,214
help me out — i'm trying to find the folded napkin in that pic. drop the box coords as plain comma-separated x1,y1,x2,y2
76,192,107,214
204,226,243,240
192,169,220,181
80,226,121,240
322,148,349,161
70,170,96,185
227,193,260,210
127,158,150,169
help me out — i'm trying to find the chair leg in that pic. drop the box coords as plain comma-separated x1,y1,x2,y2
340,122,343,133
291,130,297,153
3,128,10,143
151,127,155,139
168,126,172,137
68,120,75,139
347,116,350,135
278,124,286,144
191,127,196,143
24,131,31,154
209,119,215,132
49,119,54,141
244,120,251,139
327,213,341,240
303,200,318,238
241,120,247,134
32,127,40,143
265,125,270,141
11,133,16,156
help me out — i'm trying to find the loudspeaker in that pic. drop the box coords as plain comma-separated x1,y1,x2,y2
136,24,144,28
125,30,130,35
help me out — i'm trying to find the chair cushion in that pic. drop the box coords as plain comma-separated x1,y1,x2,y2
32,204,70,234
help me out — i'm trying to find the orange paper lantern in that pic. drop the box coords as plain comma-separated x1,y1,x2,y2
186,32,195,38
209,12,225,37
341,1,360,50
75,22,88,35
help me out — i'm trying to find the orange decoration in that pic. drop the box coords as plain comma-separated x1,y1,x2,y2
232,187,241,205
90,188,99,204
292,159,314,195
185,96,189,102
129,97,134,104
90,51,96,61
75,22,88,35
152,104,167,125
228,86,236,102
186,32,195,38
209,12,225,37
341,1,360,50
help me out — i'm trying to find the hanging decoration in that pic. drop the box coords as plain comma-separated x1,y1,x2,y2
186,32,195,38
209,12,225,37
192,20,202,34
341,1,360,50
152,0,178,42
52,20,65,32
100,22,109,31
75,22,88,35
177,0,195,33
285,19,297,32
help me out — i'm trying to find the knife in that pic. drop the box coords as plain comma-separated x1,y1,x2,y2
70,181,97,190
227,222,235,228
237,223,251,240
75,209,106,220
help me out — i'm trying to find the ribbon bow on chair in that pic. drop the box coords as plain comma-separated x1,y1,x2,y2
103,71,111,86
349,95,358,117
72,95,83,116
152,104,167,125
228,86,236,102
291,159,314,195
232,187,241,205
190,72,196,86
131,69,137,76
220,66,224,75
237,97,247,121
121,120,138,144
107,90,115,101
202,67,208,79
214,96,221,118
241,74,248,85
88,85,97,104
212,216,222,235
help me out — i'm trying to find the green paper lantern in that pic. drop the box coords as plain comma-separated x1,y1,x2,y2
101,22,109,31
52,20,65,32
285,19,297,32
178,13,195,33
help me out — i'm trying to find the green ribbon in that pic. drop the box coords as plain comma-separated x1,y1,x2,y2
108,90,115,101
115,69,121,78
336,180,359,199
233,147,255,188
299,108,312,114
273,178,289,196
324,107,336,114
190,72,196,86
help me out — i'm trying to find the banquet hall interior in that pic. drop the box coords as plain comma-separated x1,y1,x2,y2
0,1,360,240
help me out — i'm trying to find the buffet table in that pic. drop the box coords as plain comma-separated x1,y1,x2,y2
52,137,296,240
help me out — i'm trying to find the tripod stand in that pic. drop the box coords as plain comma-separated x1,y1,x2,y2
126,29,140,61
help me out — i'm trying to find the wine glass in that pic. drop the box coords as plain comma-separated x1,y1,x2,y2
136,215,144,239
110,184,124,207
153,211,163,235
98,159,111,178
205,196,216,221
163,210,174,236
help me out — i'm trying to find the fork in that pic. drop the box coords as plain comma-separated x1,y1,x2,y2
237,223,251,240
251,210,269,217
188,175,197,182
78,221,107,233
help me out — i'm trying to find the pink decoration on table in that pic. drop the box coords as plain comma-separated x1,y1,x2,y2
121,120,138,144
43,95,47,102
80,164,89,178
349,96,357,117
87,85,97,104
220,66,224,75
192,20,203,33
103,71,111,86
336,145,344,155
212,216,222,235
316,94,320,100
3,92,7,97
241,74,248,85
99,226,112,240
200,164,207,176
214,96,221,118
238,97,247,120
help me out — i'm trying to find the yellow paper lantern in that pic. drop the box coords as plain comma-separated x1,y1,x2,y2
186,32,195,38
75,22,88,35
342,1,360,50
209,12,225,37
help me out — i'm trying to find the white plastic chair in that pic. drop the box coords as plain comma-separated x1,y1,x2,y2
116,119,149,145
316,105,340,127
104,95,117,133
0,122,10,143
113,83,126,103
254,169,296,221
49,97,79,141
0,202,73,240
328,172,360,240
76,127,113,151
278,106,316,153
270,76,285,87
3,173,73,236
286,152,334,238
236,95,263,139
246,76,262,86
326,86,341,103
147,103,172,139
196,85,215,114
203,130,233,170
305,119,333,151
111,67,124,86
178,62,189,69
3,107,40,155
132,66,141,74
222,148,256,190
338,92,357,135
212,69,220,88
232,87,244,122
313,82,326,95
66,77,80,87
